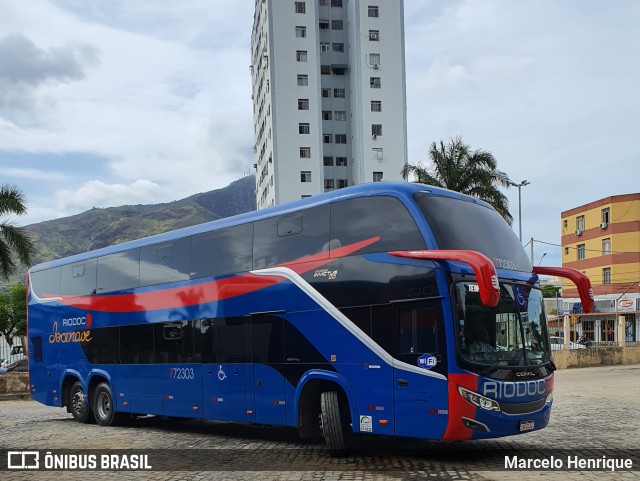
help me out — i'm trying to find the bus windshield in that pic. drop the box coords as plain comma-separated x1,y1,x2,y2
455,282,551,371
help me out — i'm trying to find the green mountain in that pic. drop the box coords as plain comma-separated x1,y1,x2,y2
25,175,256,268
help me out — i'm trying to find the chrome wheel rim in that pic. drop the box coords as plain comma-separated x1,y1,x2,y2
96,391,111,419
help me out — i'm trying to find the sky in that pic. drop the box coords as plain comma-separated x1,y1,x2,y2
1,0,639,268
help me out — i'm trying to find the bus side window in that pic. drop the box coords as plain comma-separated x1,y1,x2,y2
154,321,194,364
97,249,141,294
252,314,284,363
61,260,97,296
191,224,253,279
30,267,61,298
253,205,330,269
329,196,426,257
120,324,154,364
140,238,190,287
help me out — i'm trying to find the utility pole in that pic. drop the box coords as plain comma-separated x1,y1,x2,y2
509,180,530,242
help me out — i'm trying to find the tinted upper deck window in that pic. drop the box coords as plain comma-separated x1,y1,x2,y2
191,224,253,279
329,196,425,256
97,249,141,293
61,259,97,296
415,193,532,272
253,205,330,269
140,238,191,286
30,267,61,298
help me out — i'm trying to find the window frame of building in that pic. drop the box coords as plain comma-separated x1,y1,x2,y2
601,207,610,226
295,2,306,14
295,26,307,38
321,65,331,75
299,123,310,135
297,98,309,110
602,238,611,255
334,110,346,121
577,244,586,260
332,19,343,29
299,147,311,159
564,247,569,255
335,134,347,144
371,100,382,112
373,172,383,182
336,156,347,166
602,267,611,285
372,147,383,160
576,215,585,232
321,88,331,98
372,124,382,136
320,42,330,52
296,50,308,62
369,29,380,41
337,179,348,188
323,156,334,166
332,43,344,53
322,110,332,120
368,5,379,17
324,179,335,189
323,134,333,144
370,77,381,88
369,53,380,66
297,74,308,86
319,20,329,30
333,88,346,98
300,171,312,182
331,0,343,6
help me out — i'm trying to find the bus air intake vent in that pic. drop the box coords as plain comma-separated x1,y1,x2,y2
30,336,44,362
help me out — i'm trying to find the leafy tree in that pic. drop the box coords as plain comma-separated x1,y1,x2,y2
541,285,561,298
402,136,514,225
0,284,27,348
1,184,35,280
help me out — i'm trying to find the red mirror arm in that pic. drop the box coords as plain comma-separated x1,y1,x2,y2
533,266,594,313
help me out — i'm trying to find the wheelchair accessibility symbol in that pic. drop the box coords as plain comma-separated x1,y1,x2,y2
218,365,227,381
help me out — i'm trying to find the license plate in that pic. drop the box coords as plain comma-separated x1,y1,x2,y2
520,419,535,432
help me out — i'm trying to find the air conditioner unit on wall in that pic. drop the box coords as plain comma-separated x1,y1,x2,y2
600,222,608,229
575,230,582,236
369,33,378,41
372,64,379,69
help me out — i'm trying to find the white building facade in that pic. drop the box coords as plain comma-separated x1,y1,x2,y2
251,0,408,209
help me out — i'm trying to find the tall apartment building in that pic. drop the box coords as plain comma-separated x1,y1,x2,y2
251,0,408,209
560,193,640,305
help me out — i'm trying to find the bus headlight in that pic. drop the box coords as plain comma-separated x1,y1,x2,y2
458,386,500,412
545,390,553,405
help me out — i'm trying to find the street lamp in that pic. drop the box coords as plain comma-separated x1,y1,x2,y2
538,252,547,265
509,180,530,243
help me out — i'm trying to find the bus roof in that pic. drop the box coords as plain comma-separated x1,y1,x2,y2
29,181,493,272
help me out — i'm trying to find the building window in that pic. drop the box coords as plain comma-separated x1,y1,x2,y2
603,267,611,285
563,219,568,228
602,238,611,255
332,43,344,53
323,134,333,144
576,215,585,232
601,207,610,226
332,19,343,29
322,110,332,120
370,77,381,88
372,147,383,160
299,147,311,158
320,42,330,52
373,172,383,182
295,26,306,38
298,98,309,110
299,123,310,134
319,20,329,30
335,134,347,144
323,156,334,166
368,5,379,17
296,50,307,62
337,179,348,188
333,88,345,98
336,156,347,166
297,74,308,86
321,88,331,98
335,110,346,121
325,179,335,189
301,195,311,199
319,0,328,5
301,171,311,182
369,53,380,66
564,247,569,256
321,65,331,75
295,2,306,14
369,29,380,41
331,0,343,6
371,100,382,112
577,244,585,260
372,124,382,136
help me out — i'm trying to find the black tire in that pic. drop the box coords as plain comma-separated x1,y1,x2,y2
320,391,347,454
92,382,119,426
70,381,94,423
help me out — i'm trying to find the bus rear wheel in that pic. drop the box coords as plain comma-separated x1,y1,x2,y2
92,382,119,426
70,381,94,423
320,391,348,454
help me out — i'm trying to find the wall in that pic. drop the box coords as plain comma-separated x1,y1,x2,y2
552,346,640,369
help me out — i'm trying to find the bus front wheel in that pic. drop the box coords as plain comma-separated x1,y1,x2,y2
92,382,118,426
70,381,94,424
320,391,347,454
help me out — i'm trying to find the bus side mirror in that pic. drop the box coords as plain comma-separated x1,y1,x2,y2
390,250,500,308
533,266,594,313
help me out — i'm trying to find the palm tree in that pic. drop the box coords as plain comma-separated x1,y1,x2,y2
402,136,514,225
0,184,35,280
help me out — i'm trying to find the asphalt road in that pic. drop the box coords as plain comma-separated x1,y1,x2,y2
1,364,639,480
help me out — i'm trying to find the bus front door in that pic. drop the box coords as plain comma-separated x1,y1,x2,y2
201,317,247,422
393,301,449,439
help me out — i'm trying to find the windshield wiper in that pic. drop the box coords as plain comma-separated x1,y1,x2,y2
480,359,504,377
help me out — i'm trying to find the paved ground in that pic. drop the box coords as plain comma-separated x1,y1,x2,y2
1,364,639,480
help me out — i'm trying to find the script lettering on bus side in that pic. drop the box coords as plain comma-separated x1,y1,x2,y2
48,322,92,344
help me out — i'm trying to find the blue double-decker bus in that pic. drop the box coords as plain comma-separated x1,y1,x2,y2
27,182,593,451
